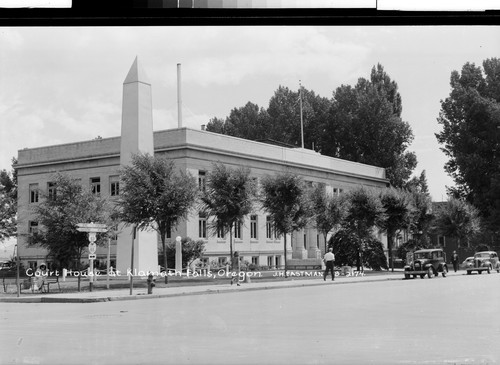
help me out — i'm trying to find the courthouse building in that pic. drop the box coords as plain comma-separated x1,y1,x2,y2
15,58,389,273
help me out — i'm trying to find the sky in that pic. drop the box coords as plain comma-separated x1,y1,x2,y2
0,25,499,211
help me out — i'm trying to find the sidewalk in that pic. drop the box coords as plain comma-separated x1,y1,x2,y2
0,269,464,304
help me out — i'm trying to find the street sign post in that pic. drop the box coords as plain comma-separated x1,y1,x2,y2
76,222,108,292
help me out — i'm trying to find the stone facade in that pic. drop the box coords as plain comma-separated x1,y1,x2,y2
16,127,389,271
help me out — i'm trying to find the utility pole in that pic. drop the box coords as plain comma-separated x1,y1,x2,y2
299,80,304,149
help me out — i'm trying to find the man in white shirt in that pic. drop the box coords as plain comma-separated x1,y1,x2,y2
323,247,335,281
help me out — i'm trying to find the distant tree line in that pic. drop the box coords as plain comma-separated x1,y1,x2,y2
206,64,417,188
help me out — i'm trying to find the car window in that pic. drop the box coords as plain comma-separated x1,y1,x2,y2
474,253,490,258
415,252,430,259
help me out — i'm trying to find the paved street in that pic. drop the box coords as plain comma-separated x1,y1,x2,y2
1,272,499,365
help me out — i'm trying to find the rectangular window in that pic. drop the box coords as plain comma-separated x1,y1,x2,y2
266,216,273,239
29,221,38,244
198,171,206,191
28,261,37,270
303,233,307,249
252,256,259,265
218,257,227,267
47,182,56,200
29,183,39,203
110,176,119,196
217,222,225,239
317,234,320,248
250,215,258,239
267,256,274,268
198,213,207,238
90,177,101,195
275,256,281,268
234,222,242,239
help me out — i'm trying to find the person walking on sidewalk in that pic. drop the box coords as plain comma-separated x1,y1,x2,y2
230,251,241,286
452,251,459,272
323,247,335,281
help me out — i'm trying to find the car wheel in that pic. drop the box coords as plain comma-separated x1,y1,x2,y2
427,267,434,278
478,270,482,274
413,275,417,278
420,274,425,279
404,270,410,279
467,270,471,275
487,265,491,274
442,266,448,277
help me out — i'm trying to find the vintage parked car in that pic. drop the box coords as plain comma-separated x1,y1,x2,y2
466,251,500,275
404,248,448,279
460,256,474,270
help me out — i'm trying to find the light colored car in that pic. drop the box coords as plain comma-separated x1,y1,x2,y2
460,256,474,270
466,251,500,275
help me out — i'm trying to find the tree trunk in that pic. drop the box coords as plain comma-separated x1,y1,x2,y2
229,224,233,270
162,234,168,284
284,234,288,278
388,232,394,272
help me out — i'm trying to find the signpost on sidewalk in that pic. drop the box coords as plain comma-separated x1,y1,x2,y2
76,222,108,292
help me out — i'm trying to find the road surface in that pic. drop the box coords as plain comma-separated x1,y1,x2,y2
1,272,499,365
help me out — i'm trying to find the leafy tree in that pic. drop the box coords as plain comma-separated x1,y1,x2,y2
118,153,198,283
405,170,429,194
267,86,330,149
31,172,112,271
407,187,434,246
321,64,417,187
199,162,256,264
165,237,205,269
205,117,226,134
329,229,388,270
435,58,500,232
0,159,17,241
379,187,415,271
207,85,330,150
432,198,481,248
260,172,312,278
343,186,386,271
309,183,349,253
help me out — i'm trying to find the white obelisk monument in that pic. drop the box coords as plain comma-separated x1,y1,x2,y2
116,57,159,275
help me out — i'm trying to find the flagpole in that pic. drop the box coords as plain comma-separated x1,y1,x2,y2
299,80,304,149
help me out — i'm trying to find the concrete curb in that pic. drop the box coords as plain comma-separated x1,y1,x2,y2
0,274,408,304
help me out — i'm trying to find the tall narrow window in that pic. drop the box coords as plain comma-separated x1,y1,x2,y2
198,213,207,239
47,182,56,200
109,176,119,196
217,221,225,239
198,171,206,191
266,216,273,239
29,221,38,244
234,222,242,239
303,233,307,249
29,183,39,203
250,215,258,239
90,177,101,195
